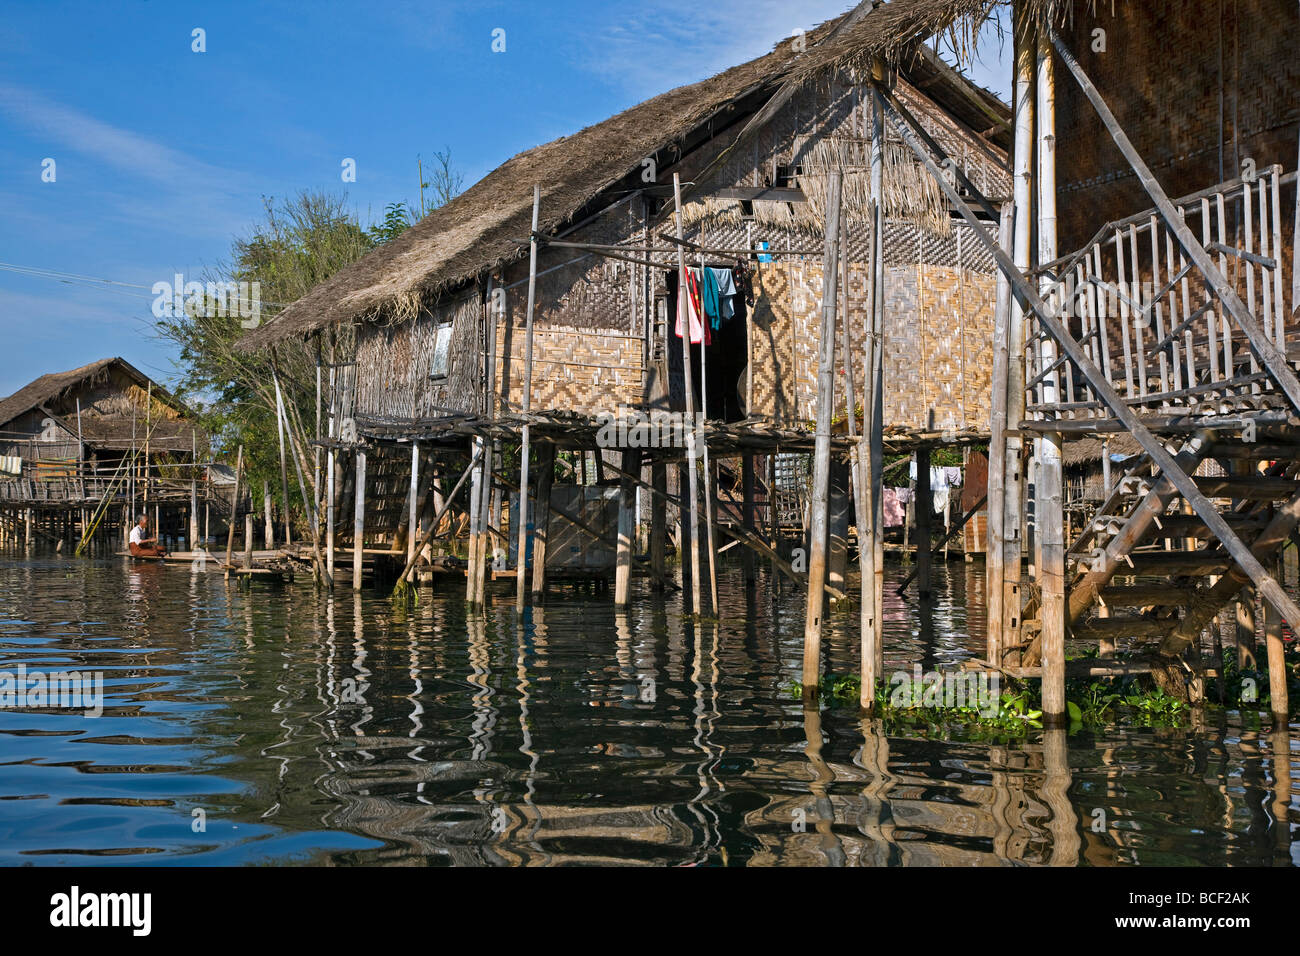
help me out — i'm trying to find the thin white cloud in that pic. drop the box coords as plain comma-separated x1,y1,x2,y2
0,82,236,192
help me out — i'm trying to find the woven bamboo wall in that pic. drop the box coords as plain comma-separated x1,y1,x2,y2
748,229,997,431
354,291,481,420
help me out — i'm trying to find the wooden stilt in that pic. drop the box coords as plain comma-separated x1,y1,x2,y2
827,457,851,595
802,170,843,702
916,447,933,599
352,448,366,590
516,185,541,612
476,442,494,605
651,460,667,590
223,445,243,580
467,437,484,603
273,369,292,547
985,203,1015,667
742,455,756,587
615,449,638,606
868,91,886,684
673,173,703,617
1035,29,1066,723
243,513,254,569
1264,558,1290,723
264,482,274,550
531,441,555,600
408,440,420,565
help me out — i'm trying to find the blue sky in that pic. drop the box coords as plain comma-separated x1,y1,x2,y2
0,0,1011,398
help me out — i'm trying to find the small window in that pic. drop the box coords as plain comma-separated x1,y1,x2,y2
429,322,453,380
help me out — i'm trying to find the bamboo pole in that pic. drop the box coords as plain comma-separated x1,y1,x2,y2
273,368,292,547
530,441,555,599
516,185,541,612
674,173,703,617
614,448,638,606
352,448,366,590
985,203,1015,665
408,440,420,565
1036,28,1066,723
467,437,484,602
741,455,755,586
1000,21,1035,667
696,250,719,614
264,482,274,549
223,445,243,580
915,447,933,598
651,461,667,590
868,90,886,681
802,169,843,703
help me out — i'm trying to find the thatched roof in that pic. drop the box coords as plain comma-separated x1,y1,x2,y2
239,0,1008,352
0,357,198,447
0,358,121,427
1062,433,1143,466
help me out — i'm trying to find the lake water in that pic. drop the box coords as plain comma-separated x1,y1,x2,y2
0,543,1295,866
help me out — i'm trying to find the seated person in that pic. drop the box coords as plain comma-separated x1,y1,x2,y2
128,515,167,557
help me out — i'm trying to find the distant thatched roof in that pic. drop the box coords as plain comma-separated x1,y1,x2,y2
0,357,200,449
0,358,122,427
1062,433,1143,467
239,0,1008,352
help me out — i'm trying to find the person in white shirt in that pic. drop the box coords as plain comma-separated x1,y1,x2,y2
128,515,166,557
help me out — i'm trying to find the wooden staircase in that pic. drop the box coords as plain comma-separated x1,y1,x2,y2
1060,435,1300,659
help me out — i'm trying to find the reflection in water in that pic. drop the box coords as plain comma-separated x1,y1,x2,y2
0,543,1295,866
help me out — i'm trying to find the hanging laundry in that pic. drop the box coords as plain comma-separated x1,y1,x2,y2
933,487,951,518
943,466,962,487
674,268,711,345
0,455,21,476
882,487,907,528
694,266,722,330
711,267,737,322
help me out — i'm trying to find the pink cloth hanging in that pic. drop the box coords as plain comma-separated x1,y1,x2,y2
674,268,712,345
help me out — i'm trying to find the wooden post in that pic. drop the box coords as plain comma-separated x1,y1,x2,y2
1264,559,1290,723
916,447,933,598
467,438,484,603
615,449,638,606
273,371,292,547
678,462,694,606
802,169,842,702
476,442,494,605
828,457,851,595
1036,28,1066,723
189,430,198,549
352,448,366,591
671,174,703,617
223,445,243,580
408,440,420,565
263,482,274,550
531,441,555,599
651,460,667,590
742,455,756,587
695,251,720,614
868,91,886,682
985,203,1015,666
243,512,253,569
516,184,541,612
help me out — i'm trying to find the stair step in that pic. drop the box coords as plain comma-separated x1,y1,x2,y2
1123,550,1230,575
1193,476,1300,500
1136,513,1268,538
1095,584,1199,606
1072,616,1174,639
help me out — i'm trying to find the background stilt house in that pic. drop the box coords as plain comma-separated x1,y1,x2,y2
239,0,1011,585
0,357,215,547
